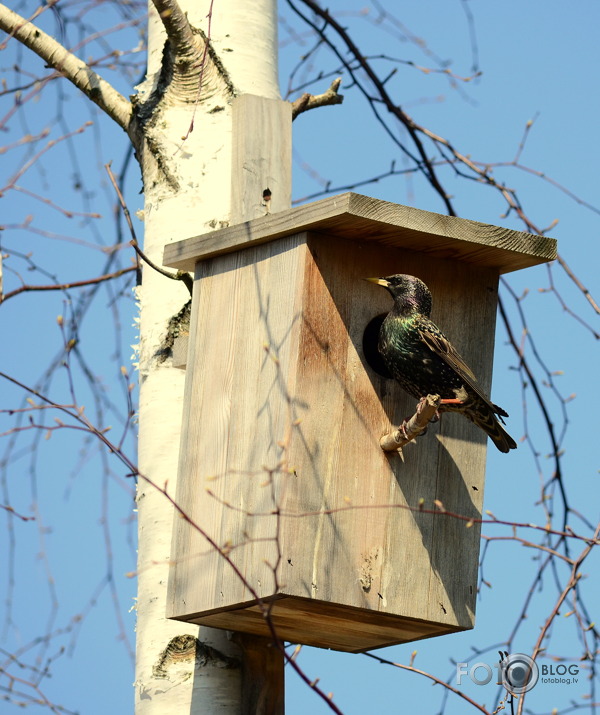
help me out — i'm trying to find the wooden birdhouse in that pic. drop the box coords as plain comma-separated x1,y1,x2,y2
163,193,556,653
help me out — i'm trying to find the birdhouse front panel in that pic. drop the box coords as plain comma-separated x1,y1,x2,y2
164,194,556,652
280,235,495,629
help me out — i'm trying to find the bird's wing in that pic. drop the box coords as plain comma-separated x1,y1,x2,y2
417,323,507,417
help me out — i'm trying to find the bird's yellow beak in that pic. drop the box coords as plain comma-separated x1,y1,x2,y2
364,277,390,287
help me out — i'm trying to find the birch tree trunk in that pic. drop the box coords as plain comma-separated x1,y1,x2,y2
134,1,282,711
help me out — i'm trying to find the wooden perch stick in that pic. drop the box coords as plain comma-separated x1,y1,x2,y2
380,394,441,452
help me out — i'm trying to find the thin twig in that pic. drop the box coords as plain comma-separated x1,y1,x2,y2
104,163,193,295
0,370,344,715
364,652,491,714
0,266,137,303
0,2,131,131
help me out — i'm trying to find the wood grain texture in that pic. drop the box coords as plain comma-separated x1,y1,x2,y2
196,596,460,653
172,335,189,370
231,95,292,222
225,94,291,713
168,235,307,620
163,192,557,274
236,633,284,715
167,231,501,651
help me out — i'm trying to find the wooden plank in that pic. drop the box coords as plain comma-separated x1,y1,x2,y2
280,237,485,630
163,192,557,273
182,596,463,653
168,94,291,712
418,264,494,625
237,634,284,715
171,335,189,370
231,95,292,221
167,236,307,618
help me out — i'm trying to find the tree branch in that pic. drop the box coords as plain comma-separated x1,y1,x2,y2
144,0,232,120
291,77,344,119
0,266,137,303
0,3,132,132
151,0,198,57
290,0,456,215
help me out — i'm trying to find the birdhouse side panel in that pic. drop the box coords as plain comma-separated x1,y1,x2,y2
168,235,310,619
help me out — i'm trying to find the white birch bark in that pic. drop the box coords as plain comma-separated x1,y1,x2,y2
134,1,281,712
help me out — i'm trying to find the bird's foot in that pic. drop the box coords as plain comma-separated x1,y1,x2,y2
404,398,430,434
380,394,442,453
434,396,466,420
399,419,425,441
415,395,441,423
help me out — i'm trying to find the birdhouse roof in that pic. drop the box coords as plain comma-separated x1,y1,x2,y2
163,192,556,273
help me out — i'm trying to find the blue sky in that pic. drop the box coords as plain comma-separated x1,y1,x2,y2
281,3,600,712
1,1,599,713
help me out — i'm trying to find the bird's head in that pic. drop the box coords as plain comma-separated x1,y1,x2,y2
364,274,432,316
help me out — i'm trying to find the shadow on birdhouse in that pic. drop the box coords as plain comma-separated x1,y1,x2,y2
162,193,556,653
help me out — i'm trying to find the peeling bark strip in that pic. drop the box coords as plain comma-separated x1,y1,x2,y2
152,635,240,679
158,299,191,362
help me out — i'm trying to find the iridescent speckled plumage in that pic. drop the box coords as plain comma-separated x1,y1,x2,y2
367,274,516,453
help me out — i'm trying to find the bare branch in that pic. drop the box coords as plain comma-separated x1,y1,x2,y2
0,3,132,132
364,652,491,715
0,266,137,303
0,502,34,522
291,77,344,119
289,0,456,214
151,0,198,57
517,522,600,715
0,370,345,715
556,254,600,316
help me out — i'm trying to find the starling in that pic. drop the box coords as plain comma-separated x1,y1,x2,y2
366,274,517,453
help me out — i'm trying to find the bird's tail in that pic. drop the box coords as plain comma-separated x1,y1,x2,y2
491,402,509,423
467,406,517,453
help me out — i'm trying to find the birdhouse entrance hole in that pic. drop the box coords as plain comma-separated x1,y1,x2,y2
362,313,392,379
